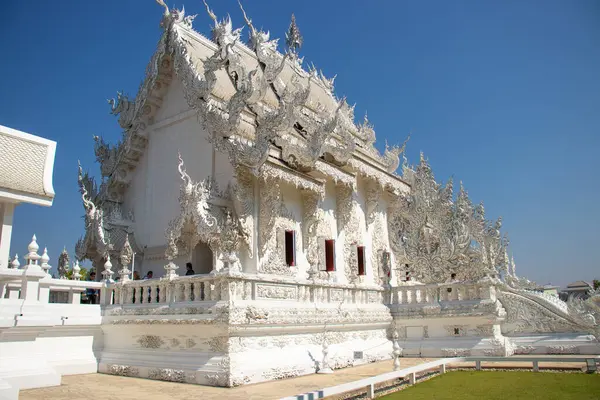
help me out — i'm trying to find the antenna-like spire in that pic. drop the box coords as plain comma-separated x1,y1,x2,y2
286,14,303,54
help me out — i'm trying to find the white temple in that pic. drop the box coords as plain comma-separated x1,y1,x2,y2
70,1,600,388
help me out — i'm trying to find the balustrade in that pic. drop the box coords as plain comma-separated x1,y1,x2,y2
101,273,387,310
389,282,488,306
0,235,103,304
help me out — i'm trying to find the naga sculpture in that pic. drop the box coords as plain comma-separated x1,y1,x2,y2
204,0,243,55
107,92,136,130
388,153,508,283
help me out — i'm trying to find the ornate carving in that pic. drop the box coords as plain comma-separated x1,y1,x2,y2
108,364,139,377
547,345,580,355
444,325,468,337
148,368,188,383
164,154,243,267
205,336,229,353
387,154,512,284
136,335,165,349
335,183,361,282
514,345,536,355
256,284,297,300
441,348,471,357
57,248,69,279
258,178,297,276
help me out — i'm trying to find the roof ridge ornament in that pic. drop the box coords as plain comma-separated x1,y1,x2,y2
286,14,304,69
286,14,303,54
203,0,243,48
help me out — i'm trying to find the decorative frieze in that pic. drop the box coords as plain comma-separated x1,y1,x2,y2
108,364,139,377
148,368,189,383
137,335,165,349
330,289,344,302
547,345,580,355
256,284,297,300
441,348,471,357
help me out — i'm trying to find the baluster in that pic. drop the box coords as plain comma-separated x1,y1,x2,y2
193,281,201,301
200,282,206,301
140,285,146,304
245,281,253,300
159,283,166,303
184,282,192,302
210,281,218,301
113,287,120,305
149,285,156,304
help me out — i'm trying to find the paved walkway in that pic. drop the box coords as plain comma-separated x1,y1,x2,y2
20,358,436,400
19,355,598,400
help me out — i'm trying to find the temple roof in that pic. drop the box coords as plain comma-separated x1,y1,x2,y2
0,124,56,206
92,2,411,202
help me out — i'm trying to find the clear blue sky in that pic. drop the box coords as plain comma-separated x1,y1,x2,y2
1,0,598,286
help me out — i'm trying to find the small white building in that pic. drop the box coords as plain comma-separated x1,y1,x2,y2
561,281,593,300
0,124,56,269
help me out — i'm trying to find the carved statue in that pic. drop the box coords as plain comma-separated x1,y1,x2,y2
77,161,109,259
57,248,69,279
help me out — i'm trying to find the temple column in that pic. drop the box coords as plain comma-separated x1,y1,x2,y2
0,202,15,270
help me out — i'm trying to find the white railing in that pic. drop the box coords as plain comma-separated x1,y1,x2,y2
461,356,600,372
389,282,490,305
282,358,460,400
282,356,600,400
0,235,103,304
103,273,386,307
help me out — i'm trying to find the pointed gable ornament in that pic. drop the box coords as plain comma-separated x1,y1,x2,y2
286,14,303,55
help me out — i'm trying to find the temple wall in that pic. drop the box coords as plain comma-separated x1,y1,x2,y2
323,181,344,282
123,77,225,274
280,183,308,276
354,177,372,284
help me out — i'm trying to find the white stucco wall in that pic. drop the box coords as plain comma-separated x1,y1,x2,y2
123,76,229,277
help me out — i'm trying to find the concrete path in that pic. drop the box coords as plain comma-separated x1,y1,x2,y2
19,355,597,400
19,358,436,400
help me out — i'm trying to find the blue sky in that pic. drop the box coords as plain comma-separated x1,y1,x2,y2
0,0,598,286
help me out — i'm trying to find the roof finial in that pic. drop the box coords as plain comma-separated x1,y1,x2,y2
155,0,169,15
286,14,303,54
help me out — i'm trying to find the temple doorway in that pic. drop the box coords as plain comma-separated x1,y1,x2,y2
192,241,213,275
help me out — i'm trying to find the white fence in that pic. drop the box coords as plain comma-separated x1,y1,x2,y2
282,356,600,400
0,235,102,304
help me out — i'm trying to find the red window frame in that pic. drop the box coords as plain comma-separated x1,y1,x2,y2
325,239,336,272
357,246,366,276
285,230,296,266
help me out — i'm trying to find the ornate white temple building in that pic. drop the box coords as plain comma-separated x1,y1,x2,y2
73,1,600,387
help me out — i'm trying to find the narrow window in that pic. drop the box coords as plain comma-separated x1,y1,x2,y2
285,230,296,266
453,328,460,335
357,246,366,276
405,268,411,282
325,239,336,272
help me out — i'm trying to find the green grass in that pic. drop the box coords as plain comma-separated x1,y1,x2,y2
380,371,600,400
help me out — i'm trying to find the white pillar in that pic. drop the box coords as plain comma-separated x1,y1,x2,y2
0,203,16,269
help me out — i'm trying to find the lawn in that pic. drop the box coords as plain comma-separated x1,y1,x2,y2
380,371,600,400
